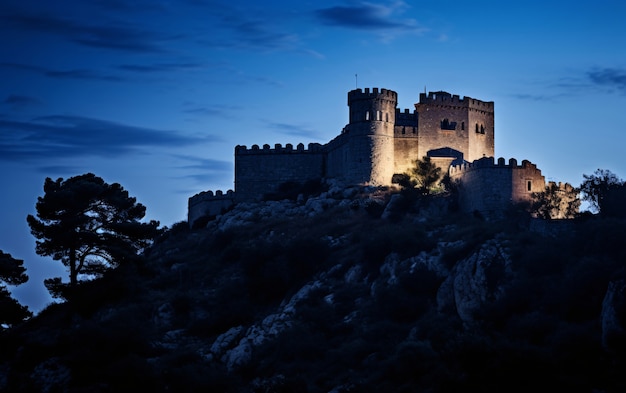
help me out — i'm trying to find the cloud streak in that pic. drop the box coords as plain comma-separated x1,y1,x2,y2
267,122,325,141
0,115,218,162
587,68,626,94
1,10,169,53
315,1,423,33
0,62,124,82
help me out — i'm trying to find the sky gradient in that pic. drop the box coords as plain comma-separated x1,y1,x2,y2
2,0,626,313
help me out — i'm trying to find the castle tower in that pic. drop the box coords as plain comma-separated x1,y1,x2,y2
414,92,494,165
343,88,397,185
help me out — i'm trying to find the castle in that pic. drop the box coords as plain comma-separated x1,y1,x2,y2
189,87,571,226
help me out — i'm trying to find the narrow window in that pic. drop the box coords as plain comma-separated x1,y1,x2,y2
475,124,479,133
366,111,370,121
402,126,406,135
386,113,389,122
527,180,532,192
480,125,485,134
461,122,465,130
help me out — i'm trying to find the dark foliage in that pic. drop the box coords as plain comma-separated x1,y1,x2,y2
27,173,160,294
3,189,626,392
0,250,31,327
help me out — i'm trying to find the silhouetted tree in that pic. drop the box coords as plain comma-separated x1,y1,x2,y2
531,182,580,219
410,156,443,195
27,173,160,297
580,169,624,214
0,250,31,327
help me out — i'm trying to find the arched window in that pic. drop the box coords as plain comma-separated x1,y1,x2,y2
475,124,479,133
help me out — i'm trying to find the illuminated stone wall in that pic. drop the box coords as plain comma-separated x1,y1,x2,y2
188,87,556,227
449,157,546,218
234,143,326,202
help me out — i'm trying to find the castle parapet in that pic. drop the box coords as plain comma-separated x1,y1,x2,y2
418,91,494,112
449,157,539,175
235,143,324,155
348,87,397,104
188,189,236,227
395,108,417,126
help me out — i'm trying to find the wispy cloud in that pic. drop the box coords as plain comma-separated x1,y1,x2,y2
117,62,209,73
587,68,626,94
315,1,425,37
174,155,233,185
266,122,325,141
183,104,241,118
0,62,124,82
2,95,42,109
0,115,218,162
1,11,169,52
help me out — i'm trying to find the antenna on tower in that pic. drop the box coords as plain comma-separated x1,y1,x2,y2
355,74,358,89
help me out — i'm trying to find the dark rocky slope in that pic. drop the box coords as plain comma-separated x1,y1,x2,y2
2,185,626,392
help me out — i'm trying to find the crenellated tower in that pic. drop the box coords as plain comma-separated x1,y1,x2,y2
414,91,494,165
343,88,397,185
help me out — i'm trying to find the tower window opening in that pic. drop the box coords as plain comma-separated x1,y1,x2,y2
402,126,406,135
527,180,532,192
366,111,370,121
461,121,465,130
475,123,479,133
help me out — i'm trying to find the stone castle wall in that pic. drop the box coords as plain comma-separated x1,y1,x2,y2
449,157,545,218
415,92,494,164
343,88,397,185
188,189,235,226
188,87,566,227
234,143,326,202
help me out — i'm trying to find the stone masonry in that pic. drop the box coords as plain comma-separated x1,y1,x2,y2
188,87,565,226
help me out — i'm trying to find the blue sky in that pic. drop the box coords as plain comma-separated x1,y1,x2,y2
2,0,626,313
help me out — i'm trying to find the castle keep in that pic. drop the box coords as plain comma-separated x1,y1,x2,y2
189,88,555,226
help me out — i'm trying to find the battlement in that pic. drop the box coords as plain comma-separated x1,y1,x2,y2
235,143,325,155
188,189,236,226
418,91,494,111
449,157,537,176
395,108,418,123
348,87,397,104
189,189,235,207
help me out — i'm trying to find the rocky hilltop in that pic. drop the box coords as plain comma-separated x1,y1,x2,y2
1,183,625,392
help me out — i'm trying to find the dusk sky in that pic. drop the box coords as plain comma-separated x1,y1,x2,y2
2,0,626,313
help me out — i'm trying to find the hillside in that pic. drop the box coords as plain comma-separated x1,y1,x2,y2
1,184,626,393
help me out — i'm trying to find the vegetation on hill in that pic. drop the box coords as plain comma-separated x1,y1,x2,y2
1,172,626,392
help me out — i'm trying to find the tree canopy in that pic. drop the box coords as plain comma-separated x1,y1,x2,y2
580,169,624,214
531,182,580,219
0,250,31,327
27,173,160,296
408,156,443,195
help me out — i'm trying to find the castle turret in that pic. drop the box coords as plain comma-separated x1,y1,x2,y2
343,88,397,185
414,91,494,164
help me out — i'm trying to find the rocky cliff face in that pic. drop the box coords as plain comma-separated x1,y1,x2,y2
2,185,625,392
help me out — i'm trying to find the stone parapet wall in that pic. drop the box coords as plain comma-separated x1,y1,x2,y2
188,189,235,227
450,157,545,218
235,144,326,201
